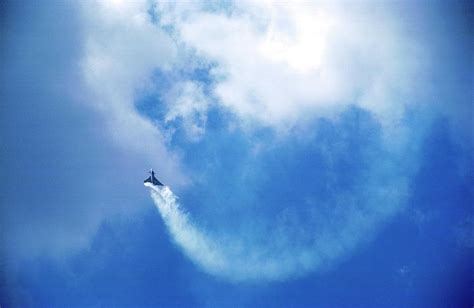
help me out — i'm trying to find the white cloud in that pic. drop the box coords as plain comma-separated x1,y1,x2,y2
164,81,210,141
80,0,187,186
153,1,427,133
79,1,432,176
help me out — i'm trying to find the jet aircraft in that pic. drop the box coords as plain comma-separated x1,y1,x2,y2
144,169,164,186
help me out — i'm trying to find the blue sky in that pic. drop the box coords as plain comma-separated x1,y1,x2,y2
1,0,472,306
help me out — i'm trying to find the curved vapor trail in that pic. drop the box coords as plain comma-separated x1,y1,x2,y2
146,177,407,282
147,183,292,281
146,183,228,276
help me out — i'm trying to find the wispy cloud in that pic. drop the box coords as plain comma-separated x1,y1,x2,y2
80,0,435,154
152,1,429,134
80,0,187,186
164,81,210,141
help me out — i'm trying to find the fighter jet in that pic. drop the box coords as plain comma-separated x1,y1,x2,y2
144,169,164,186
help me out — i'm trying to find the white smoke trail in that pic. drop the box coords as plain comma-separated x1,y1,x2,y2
147,183,295,281
146,176,407,282
146,183,228,277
